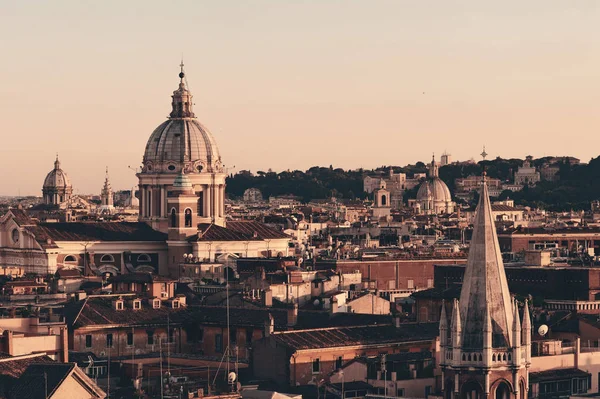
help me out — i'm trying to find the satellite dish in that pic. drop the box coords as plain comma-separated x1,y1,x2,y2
313,299,321,307
228,372,237,383
538,325,548,336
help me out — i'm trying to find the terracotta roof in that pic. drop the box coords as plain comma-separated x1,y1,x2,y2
0,354,55,397
25,222,167,242
9,363,76,399
109,272,174,284
55,269,82,279
7,209,36,227
491,205,520,212
270,322,438,350
4,281,46,288
191,221,289,242
227,221,289,239
529,368,590,383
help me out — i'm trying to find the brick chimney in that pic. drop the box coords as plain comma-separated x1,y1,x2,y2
60,327,69,362
287,303,298,327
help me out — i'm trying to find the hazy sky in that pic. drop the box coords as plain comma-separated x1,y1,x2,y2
1,1,599,195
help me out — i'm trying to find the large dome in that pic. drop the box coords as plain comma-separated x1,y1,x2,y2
142,67,222,174
417,177,452,202
43,157,71,189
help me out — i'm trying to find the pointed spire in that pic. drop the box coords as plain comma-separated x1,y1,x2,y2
458,174,514,350
54,153,61,170
451,298,462,348
513,299,521,352
522,299,531,332
439,300,448,347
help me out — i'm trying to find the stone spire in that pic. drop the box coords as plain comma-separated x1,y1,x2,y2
439,299,448,348
101,167,113,207
458,178,514,350
169,61,195,118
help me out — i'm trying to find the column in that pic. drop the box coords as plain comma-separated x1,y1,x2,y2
161,187,166,217
140,187,146,218
221,185,225,217
148,188,153,217
205,185,211,219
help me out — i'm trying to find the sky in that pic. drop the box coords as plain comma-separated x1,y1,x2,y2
1,1,599,195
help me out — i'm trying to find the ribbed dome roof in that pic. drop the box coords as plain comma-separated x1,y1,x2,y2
43,157,71,189
417,177,452,202
142,65,222,174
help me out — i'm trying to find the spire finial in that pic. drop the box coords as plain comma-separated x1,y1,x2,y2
54,153,60,169
480,146,488,181
179,57,185,81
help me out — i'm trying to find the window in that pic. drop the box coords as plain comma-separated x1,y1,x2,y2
147,331,154,345
168,328,175,344
133,301,141,310
229,328,237,344
335,356,343,370
215,334,223,352
116,301,124,310
85,335,92,348
100,254,115,263
312,358,320,374
11,229,19,244
153,299,161,309
397,388,405,397
172,300,180,309
137,254,151,262
64,255,77,262
184,208,192,227
427,279,434,288
170,208,177,227
127,332,134,347
246,329,253,345
106,333,113,348
407,279,414,289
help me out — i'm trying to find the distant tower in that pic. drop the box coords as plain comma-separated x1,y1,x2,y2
101,167,114,207
372,180,391,219
441,152,451,166
42,154,73,205
439,177,530,399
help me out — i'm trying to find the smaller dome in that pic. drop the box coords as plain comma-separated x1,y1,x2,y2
43,156,71,189
417,177,452,202
173,172,193,189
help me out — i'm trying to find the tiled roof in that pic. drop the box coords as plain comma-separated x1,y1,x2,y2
9,363,76,399
65,296,288,330
529,368,590,383
0,354,55,396
110,272,174,284
491,205,520,212
270,322,438,350
25,222,167,242
227,221,289,240
4,281,46,288
191,221,289,242
55,269,82,279
7,209,36,227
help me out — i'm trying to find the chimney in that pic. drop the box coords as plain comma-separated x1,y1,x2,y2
262,289,273,307
329,297,338,315
60,327,69,362
264,314,275,337
287,303,298,327
4,330,13,356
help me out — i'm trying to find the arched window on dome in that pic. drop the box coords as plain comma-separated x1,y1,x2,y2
185,208,192,227
170,208,177,227
137,254,151,263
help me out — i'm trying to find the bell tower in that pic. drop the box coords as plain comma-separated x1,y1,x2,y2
439,177,530,399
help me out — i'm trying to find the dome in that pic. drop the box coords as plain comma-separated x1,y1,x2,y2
417,177,452,202
43,157,71,189
143,119,221,173
142,66,222,174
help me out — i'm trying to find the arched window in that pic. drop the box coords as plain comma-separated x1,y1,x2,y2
100,254,115,263
185,208,192,227
495,382,511,399
381,194,387,206
64,255,77,262
137,254,151,262
170,208,177,227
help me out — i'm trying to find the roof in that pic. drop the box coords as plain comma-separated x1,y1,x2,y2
0,354,55,394
491,205,520,212
270,322,438,350
191,221,289,242
529,368,590,383
64,296,289,330
55,269,82,279
410,286,461,300
25,222,167,242
9,362,105,399
4,281,46,288
6,209,36,227
110,272,174,284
